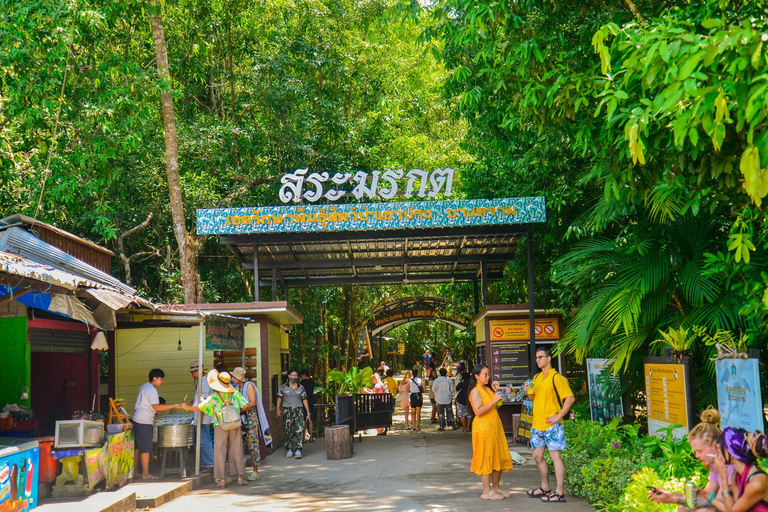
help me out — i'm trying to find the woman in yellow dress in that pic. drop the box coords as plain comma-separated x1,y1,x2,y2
469,364,513,500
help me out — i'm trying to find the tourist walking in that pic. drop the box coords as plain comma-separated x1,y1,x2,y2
409,371,424,432
384,369,398,412
412,360,423,378
276,369,312,459
468,364,512,500
300,369,316,442
399,371,412,430
231,367,272,481
648,408,734,510
427,368,438,423
455,370,473,432
182,369,248,488
432,368,456,430
189,361,214,471
524,348,574,503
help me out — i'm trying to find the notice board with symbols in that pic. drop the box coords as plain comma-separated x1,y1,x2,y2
490,342,530,384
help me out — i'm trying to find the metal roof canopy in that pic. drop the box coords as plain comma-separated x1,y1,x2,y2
221,223,532,290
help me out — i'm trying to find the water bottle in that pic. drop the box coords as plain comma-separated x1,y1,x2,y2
684,480,696,509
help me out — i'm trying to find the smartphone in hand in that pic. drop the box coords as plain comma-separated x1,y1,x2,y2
646,486,660,494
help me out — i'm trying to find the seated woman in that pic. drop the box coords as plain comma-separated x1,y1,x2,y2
708,427,768,511
648,408,734,510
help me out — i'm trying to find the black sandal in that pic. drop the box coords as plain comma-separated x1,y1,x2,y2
541,492,566,503
526,486,552,498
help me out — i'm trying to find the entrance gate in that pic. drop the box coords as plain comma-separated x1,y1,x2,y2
197,195,546,376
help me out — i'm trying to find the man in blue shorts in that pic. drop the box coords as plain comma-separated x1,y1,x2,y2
524,348,575,503
132,369,183,479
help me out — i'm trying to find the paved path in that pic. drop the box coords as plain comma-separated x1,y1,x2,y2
153,401,596,512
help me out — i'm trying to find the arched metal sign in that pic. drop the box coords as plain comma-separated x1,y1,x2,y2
368,297,468,336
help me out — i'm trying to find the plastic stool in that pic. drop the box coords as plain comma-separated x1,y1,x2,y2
160,447,188,478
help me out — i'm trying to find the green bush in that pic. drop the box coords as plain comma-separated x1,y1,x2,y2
603,467,689,512
547,417,704,508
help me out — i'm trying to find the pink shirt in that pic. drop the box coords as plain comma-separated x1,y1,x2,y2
708,464,735,488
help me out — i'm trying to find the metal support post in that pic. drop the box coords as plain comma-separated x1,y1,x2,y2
527,232,537,377
253,243,259,301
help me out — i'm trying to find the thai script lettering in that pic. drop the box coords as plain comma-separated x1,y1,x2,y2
279,168,454,203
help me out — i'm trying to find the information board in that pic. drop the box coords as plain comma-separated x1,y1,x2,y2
490,342,529,383
489,318,560,341
716,358,763,432
587,358,624,424
644,359,691,440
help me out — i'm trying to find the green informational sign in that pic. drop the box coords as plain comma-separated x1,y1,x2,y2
106,430,134,488
205,318,245,350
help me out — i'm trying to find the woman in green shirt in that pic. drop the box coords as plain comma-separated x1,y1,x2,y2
183,369,248,488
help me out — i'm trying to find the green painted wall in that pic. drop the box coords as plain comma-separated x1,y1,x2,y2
0,316,30,408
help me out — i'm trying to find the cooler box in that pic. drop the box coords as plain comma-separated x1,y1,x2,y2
0,437,40,511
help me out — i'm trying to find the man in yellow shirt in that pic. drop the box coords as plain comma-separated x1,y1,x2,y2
524,348,575,503
384,369,398,412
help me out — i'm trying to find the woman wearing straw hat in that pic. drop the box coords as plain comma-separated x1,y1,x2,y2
182,369,248,488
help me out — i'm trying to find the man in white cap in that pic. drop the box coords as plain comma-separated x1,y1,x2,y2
190,361,214,470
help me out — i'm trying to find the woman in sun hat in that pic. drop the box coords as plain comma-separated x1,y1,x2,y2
183,369,248,488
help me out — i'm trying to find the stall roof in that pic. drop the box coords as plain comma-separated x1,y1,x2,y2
117,301,303,327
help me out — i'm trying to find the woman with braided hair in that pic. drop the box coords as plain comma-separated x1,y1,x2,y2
648,408,735,510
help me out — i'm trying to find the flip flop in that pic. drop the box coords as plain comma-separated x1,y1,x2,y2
527,486,552,498
494,489,511,497
481,492,504,500
541,492,566,503
215,479,226,488
141,474,159,480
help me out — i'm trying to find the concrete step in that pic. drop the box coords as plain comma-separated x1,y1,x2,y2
36,473,212,512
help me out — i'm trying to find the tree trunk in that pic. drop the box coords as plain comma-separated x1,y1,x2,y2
149,3,200,303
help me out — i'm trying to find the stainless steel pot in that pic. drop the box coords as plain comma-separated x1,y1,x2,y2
157,424,194,448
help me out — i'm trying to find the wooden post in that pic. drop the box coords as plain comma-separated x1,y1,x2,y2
325,425,352,460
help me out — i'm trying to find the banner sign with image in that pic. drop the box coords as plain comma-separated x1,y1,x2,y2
587,358,624,424
205,318,245,351
716,358,763,432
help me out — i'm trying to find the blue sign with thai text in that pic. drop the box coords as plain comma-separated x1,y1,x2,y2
196,197,546,235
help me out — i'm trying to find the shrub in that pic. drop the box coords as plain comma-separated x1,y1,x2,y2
547,417,705,508
602,466,702,512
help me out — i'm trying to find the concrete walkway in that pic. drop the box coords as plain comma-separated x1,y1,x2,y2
152,402,596,512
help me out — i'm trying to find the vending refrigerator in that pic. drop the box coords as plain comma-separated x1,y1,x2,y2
0,438,39,511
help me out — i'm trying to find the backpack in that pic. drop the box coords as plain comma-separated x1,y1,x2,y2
536,372,572,420
456,379,469,405
217,392,243,431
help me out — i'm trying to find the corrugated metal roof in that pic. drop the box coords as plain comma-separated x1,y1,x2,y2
0,250,104,291
0,226,135,295
82,287,155,310
0,214,115,256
